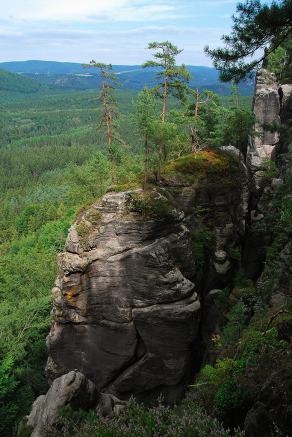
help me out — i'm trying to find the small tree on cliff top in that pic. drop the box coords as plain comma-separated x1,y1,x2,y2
143,41,191,123
84,61,120,148
84,61,125,183
134,88,158,187
205,0,292,82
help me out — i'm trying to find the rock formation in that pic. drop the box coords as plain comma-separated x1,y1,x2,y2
20,147,250,436
244,68,292,280
46,190,201,402
242,70,292,435
247,68,281,180
43,150,247,405
18,371,98,437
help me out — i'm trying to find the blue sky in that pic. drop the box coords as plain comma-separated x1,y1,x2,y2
0,0,240,65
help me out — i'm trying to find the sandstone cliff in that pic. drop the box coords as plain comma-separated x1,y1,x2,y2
45,150,247,405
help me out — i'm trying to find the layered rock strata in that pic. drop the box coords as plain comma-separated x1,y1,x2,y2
46,190,201,402
247,68,281,179
46,151,248,403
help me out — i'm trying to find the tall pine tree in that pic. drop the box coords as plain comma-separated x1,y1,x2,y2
143,41,190,123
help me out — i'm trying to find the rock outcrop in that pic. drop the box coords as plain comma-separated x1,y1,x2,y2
244,68,292,280
44,150,248,406
18,371,98,437
46,190,201,402
247,68,281,181
23,149,249,436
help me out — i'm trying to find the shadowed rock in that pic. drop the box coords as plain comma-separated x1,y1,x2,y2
46,190,201,401
18,371,98,437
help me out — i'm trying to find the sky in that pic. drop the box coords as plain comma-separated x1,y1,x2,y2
0,0,241,65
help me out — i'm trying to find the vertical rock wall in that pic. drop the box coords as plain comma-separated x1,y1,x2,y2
247,68,281,179
45,150,248,404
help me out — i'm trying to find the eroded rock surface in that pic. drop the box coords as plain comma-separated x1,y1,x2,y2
46,190,200,401
19,371,98,437
247,68,281,178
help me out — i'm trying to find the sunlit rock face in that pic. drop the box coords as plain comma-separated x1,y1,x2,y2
247,68,281,176
46,190,201,402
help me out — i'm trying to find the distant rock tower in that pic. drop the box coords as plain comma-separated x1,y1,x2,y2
247,68,281,187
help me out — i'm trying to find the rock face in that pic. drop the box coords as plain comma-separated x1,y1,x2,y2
247,68,281,178
244,69,292,280
22,148,250,436
46,190,201,402
45,151,248,404
18,371,98,437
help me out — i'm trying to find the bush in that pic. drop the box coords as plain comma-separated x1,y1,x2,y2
48,398,244,437
126,191,174,219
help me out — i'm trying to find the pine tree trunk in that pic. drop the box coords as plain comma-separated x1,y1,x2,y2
162,80,167,123
102,83,111,146
195,89,200,119
106,110,111,146
143,135,149,189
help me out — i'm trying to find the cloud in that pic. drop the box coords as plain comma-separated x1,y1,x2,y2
1,0,177,22
0,23,228,64
0,0,235,64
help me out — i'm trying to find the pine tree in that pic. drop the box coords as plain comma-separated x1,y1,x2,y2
190,89,215,151
84,61,124,183
83,61,119,148
143,41,190,123
205,0,292,82
134,88,158,187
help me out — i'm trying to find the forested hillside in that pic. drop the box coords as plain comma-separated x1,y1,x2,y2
0,61,254,94
0,69,41,93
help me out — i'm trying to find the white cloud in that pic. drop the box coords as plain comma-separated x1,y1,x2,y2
1,0,176,22
0,23,227,65
0,0,235,64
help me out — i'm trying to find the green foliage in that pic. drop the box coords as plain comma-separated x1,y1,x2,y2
143,41,191,107
214,107,254,154
267,46,287,76
196,359,247,413
126,191,174,219
0,69,41,93
261,157,278,178
191,225,215,278
186,92,254,153
0,88,145,435
47,398,244,437
193,316,291,425
267,36,292,82
134,88,158,135
205,0,292,82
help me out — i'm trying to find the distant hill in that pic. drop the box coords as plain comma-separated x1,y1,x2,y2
0,60,254,95
0,68,41,93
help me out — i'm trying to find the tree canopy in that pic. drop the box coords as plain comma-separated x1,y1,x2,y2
143,41,190,122
205,0,292,82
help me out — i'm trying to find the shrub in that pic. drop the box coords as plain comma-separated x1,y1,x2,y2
126,191,174,219
47,398,244,437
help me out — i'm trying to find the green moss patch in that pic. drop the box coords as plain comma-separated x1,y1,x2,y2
125,191,175,219
162,149,240,186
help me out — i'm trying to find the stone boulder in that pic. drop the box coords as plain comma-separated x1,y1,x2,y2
18,371,98,437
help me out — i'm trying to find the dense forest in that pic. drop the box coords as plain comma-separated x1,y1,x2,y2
1,1,292,436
